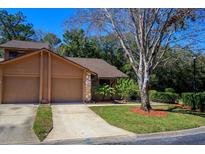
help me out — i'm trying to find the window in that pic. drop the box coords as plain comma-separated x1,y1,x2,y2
9,51,18,59
99,79,110,85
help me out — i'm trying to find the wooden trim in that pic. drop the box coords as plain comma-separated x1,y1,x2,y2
39,51,43,103
82,70,86,102
52,75,82,79
0,67,3,104
3,74,39,78
0,47,44,51
48,52,51,103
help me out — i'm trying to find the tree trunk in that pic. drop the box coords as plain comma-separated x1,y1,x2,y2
140,84,152,111
138,68,152,111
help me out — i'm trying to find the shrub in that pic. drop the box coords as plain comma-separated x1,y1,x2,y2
165,88,175,93
182,92,205,110
95,84,115,100
114,79,139,100
130,90,141,100
149,90,178,103
182,93,196,110
149,90,158,99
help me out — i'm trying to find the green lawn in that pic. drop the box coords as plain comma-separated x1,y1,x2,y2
90,105,205,134
33,105,53,141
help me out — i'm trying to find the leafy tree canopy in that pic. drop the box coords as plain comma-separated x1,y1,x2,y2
43,33,61,51
0,10,35,43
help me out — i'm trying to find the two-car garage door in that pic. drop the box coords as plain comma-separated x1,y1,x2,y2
2,76,83,104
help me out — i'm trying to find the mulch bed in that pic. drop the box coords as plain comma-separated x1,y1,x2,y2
175,104,192,110
131,107,168,117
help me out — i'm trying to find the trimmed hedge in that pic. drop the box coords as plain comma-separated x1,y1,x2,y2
165,88,175,93
149,90,178,103
181,92,205,111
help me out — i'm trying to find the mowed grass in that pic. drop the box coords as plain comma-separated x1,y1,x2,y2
90,105,205,134
33,105,53,141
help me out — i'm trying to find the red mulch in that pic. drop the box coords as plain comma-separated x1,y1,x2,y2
131,107,168,117
175,104,192,110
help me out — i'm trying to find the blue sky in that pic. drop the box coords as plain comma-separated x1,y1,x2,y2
1,8,205,52
1,8,77,39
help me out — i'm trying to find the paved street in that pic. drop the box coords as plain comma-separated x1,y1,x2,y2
45,132,205,145
104,133,205,145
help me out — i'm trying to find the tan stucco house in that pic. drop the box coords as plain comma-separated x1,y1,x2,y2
0,40,127,104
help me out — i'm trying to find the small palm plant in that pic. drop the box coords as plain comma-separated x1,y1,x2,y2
95,84,115,100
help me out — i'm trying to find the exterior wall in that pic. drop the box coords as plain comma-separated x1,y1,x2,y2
3,53,40,76
51,56,83,77
1,53,40,104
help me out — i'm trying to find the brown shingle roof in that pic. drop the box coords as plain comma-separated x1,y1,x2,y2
67,57,128,78
0,40,49,50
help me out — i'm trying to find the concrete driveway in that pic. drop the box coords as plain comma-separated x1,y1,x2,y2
0,104,38,144
45,105,134,142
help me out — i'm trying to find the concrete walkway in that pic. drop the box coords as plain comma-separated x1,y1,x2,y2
0,104,38,144
45,105,134,142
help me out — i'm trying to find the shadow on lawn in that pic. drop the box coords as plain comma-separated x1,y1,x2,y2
155,106,205,118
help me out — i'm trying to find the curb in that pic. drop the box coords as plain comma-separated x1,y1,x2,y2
42,126,205,144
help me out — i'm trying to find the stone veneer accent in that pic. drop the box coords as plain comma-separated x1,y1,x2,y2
85,72,91,102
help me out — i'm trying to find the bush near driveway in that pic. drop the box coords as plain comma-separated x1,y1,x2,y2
33,105,53,141
149,90,178,103
90,105,205,134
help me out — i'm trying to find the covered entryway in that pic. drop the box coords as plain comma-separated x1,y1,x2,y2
51,78,83,103
3,76,39,104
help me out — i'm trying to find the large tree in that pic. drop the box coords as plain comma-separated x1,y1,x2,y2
33,30,61,51
151,48,205,93
60,29,101,58
0,10,35,43
67,8,201,111
43,33,61,51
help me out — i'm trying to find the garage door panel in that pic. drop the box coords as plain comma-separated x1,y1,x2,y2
3,77,39,103
51,78,82,103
